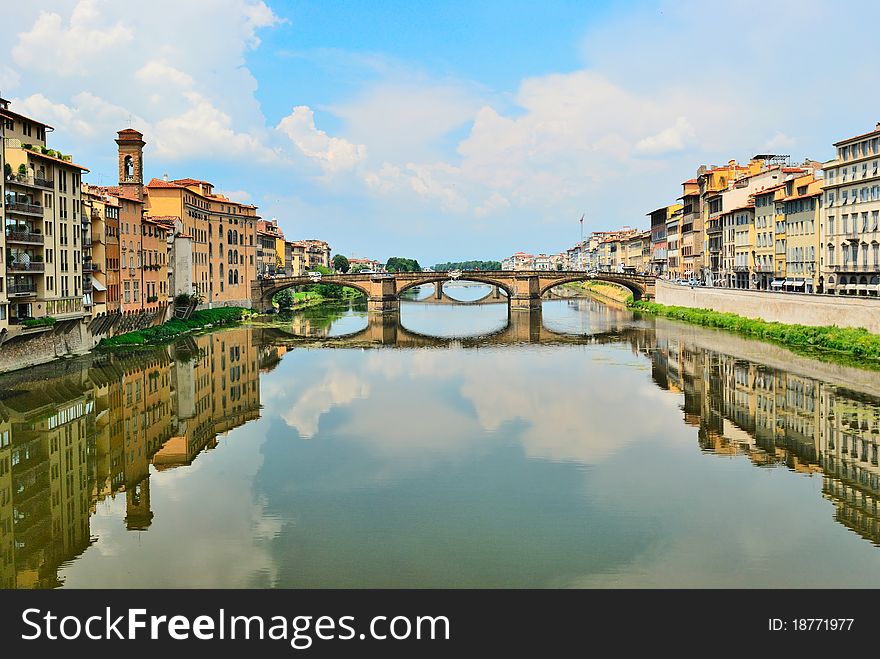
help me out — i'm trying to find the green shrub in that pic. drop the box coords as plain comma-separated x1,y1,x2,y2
22,316,56,328
100,307,247,348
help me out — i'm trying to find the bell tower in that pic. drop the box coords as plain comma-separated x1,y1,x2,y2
115,128,146,201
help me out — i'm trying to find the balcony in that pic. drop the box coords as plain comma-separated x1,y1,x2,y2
82,236,93,247
7,261,44,272
5,173,53,190
5,230,44,245
7,282,37,296
91,230,104,244
82,262,100,273
5,201,44,217
827,264,880,273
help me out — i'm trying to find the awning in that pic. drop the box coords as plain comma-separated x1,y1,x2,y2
790,280,806,288
91,278,107,291
770,280,784,287
846,283,859,291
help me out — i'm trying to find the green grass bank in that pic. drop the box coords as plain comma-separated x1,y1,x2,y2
99,307,249,348
629,299,880,365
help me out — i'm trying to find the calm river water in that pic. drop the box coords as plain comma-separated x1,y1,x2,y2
2,285,879,588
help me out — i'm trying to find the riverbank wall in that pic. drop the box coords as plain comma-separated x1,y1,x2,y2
0,306,170,374
655,280,880,334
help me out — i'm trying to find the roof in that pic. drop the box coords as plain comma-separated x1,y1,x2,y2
170,178,210,187
0,107,53,131
19,147,89,172
781,167,807,173
147,178,186,189
833,124,880,147
753,183,786,195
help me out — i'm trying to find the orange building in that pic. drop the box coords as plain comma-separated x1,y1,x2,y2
145,177,258,307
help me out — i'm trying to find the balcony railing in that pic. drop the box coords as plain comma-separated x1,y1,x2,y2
6,173,53,189
7,283,37,296
5,230,44,244
82,262,100,273
7,261,44,272
827,264,880,273
5,201,44,216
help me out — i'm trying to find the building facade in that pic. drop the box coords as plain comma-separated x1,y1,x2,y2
822,123,880,296
2,97,89,331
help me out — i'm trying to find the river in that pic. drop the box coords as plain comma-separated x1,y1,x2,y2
1,285,879,588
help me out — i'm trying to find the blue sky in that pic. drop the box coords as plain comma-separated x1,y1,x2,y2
3,1,878,264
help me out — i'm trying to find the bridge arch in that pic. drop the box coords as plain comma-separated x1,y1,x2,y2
397,274,513,299
255,277,372,311
538,274,647,300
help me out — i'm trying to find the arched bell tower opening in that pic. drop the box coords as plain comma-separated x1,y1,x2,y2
115,128,146,201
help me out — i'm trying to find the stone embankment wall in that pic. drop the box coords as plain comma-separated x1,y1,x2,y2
655,280,880,334
0,305,172,374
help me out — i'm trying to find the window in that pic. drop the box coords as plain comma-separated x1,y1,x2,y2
124,281,131,303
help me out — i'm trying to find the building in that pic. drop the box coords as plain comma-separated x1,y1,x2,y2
679,179,701,280
649,205,681,276
666,206,682,280
781,174,822,293
145,166,258,307
256,219,283,276
1,96,89,332
753,184,785,290
303,240,331,270
348,257,383,273
821,123,880,296
285,241,306,276
731,203,756,289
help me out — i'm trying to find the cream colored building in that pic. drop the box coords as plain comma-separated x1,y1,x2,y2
1,97,89,333
821,123,880,296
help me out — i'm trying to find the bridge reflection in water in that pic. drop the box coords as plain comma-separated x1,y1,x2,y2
262,304,637,348
0,303,878,588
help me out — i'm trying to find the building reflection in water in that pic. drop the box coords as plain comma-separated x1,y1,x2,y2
646,326,880,545
0,328,262,588
1,305,879,588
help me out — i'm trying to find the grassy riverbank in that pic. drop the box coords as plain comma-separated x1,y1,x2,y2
629,299,880,364
564,280,631,304
99,307,249,347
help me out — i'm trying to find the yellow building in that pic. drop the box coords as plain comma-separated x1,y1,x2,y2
781,174,822,293
753,184,785,290
731,202,755,289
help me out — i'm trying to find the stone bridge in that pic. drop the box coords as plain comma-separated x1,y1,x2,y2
252,270,654,313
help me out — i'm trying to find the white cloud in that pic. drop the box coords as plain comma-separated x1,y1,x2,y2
135,60,194,88
475,191,510,217
153,92,279,162
276,106,367,175
634,117,696,156
330,80,484,162
281,370,371,438
765,131,796,150
12,0,134,76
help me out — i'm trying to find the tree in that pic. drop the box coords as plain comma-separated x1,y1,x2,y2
332,254,351,273
385,257,421,273
350,263,370,273
434,260,501,271
274,288,294,311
